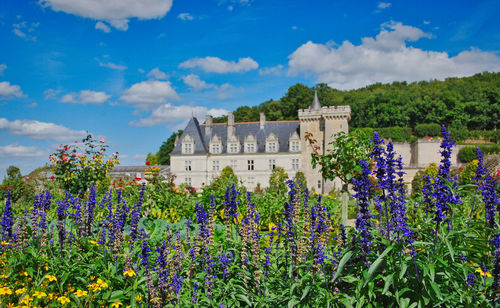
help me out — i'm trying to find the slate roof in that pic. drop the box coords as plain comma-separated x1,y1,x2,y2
171,119,300,155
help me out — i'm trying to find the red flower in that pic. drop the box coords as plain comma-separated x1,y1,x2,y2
202,182,205,185
118,184,123,187
257,188,261,192
146,161,150,165
50,175,54,179
74,140,78,143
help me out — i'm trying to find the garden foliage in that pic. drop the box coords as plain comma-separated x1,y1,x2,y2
0,127,499,307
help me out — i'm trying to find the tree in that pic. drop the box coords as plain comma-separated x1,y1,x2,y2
158,130,183,165
268,166,289,195
306,130,373,190
145,152,158,165
6,166,21,179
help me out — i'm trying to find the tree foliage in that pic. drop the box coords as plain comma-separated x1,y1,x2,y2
157,130,183,165
306,130,373,191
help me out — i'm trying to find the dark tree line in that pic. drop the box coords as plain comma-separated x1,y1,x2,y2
154,72,500,164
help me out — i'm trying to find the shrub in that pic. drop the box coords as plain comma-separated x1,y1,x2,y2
414,123,441,137
459,145,500,163
411,162,438,196
450,128,469,142
48,134,119,195
376,126,413,142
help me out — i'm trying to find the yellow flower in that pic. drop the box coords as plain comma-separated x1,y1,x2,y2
0,241,10,246
0,274,8,279
111,302,123,307
33,291,47,299
89,240,99,246
45,263,48,271
135,295,142,302
15,287,26,295
476,268,493,277
45,274,57,282
74,289,88,297
0,287,12,295
97,278,108,288
22,271,28,276
57,296,70,305
90,275,95,281
123,269,136,277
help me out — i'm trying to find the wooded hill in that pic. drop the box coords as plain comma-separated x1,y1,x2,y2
152,72,500,165
214,71,500,130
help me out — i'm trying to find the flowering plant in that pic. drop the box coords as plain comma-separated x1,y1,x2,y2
49,134,119,195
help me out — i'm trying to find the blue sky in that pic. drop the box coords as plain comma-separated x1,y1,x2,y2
1,0,500,176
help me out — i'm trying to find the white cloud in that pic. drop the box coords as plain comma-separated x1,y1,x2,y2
378,2,391,9
120,80,179,107
130,103,228,127
423,20,431,25
0,143,45,158
60,90,110,104
259,64,284,76
0,118,87,141
0,64,6,75
147,67,168,79
216,83,235,99
39,0,173,31
100,61,127,70
179,56,258,73
95,21,111,33
287,21,500,89
177,13,194,21
12,21,38,41
43,89,61,100
182,74,217,91
0,81,24,99
27,102,38,108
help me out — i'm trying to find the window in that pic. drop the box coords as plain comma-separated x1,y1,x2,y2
290,141,300,152
184,160,192,171
292,159,299,171
230,160,237,170
212,160,219,171
268,159,276,170
185,178,192,186
317,180,321,190
229,143,239,153
183,143,193,154
246,143,256,153
211,143,221,154
247,160,254,171
267,142,277,152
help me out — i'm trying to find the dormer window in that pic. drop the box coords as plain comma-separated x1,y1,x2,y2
229,143,239,153
209,134,222,154
211,144,221,154
244,134,257,153
266,133,279,153
227,135,240,154
182,135,194,154
289,132,300,152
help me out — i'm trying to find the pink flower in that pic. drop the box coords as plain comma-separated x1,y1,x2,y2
100,138,105,143
427,136,431,140
74,140,78,143
77,153,83,158
99,150,103,154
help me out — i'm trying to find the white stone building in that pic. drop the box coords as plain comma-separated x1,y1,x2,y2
170,92,351,193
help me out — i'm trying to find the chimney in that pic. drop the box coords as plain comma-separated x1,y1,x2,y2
205,115,213,135
260,112,266,129
227,112,235,137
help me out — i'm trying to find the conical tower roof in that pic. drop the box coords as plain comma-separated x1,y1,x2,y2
311,90,321,110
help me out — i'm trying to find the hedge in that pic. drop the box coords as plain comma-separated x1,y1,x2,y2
458,144,500,163
414,123,441,137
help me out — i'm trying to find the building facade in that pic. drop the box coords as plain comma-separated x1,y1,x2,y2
170,92,351,193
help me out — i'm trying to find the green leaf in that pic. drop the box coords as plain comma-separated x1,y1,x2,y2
364,246,392,287
236,294,252,306
382,273,394,295
333,251,353,282
300,286,310,301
